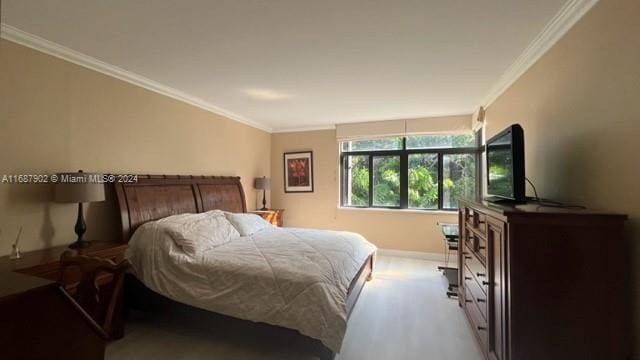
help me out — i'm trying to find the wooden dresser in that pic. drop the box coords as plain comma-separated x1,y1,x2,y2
0,241,128,339
249,209,285,226
458,199,629,360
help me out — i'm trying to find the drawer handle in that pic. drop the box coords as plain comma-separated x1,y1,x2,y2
482,281,490,286
477,298,486,303
478,246,486,250
464,256,472,260
478,220,486,224
464,276,472,281
476,272,486,278
465,299,473,303
477,326,487,331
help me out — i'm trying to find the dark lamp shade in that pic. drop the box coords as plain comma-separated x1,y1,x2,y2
254,177,271,190
54,173,106,203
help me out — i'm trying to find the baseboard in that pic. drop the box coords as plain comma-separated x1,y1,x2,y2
377,249,449,262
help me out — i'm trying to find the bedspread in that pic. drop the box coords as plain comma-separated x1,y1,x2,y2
127,224,377,352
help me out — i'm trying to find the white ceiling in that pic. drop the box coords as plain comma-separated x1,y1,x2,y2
2,0,569,132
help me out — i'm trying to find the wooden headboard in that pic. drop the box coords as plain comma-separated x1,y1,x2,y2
114,175,247,242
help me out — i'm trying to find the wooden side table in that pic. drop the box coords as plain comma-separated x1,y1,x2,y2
0,241,128,339
249,209,285,227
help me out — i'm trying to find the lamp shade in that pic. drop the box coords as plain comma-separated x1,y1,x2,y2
254,177,271,190
54,172,106,203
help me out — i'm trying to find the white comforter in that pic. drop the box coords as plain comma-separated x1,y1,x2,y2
126,223,377,352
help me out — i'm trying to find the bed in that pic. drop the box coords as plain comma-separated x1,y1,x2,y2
113,175,376,355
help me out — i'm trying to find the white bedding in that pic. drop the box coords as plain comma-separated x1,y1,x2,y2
126,219,377,352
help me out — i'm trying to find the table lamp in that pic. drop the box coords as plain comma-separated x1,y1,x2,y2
254,176,271,211
54,170,106,248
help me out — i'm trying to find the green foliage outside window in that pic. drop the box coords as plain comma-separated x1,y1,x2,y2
407,134,476,149
346,156,369,206
341,137,403,152
342,133,478,210
373,156,400,206
443,154,476,209
408,154,438,209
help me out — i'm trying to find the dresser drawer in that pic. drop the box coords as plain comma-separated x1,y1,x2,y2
464,266,488,320
464,207,487,235
465,287,488,350
466,227,488,261
476,235,487,262
464,247,487,282
464,226,476,250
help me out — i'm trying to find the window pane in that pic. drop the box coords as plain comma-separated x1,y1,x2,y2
341,137,403,152
344,155,369,206
408,154,439,209
373,156,400,207
443,154,476,209
406,134,476,149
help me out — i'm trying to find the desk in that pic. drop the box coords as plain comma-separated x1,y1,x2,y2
437,222,459,298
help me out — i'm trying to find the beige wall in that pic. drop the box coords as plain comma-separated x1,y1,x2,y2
2,0,638,347
484,0,640,352
0,39,271,255
271,129,458,254
272,0,640,349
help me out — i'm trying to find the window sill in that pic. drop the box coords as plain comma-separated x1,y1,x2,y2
337,206,458,215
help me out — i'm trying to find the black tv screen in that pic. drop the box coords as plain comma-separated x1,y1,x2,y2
486,124,525,202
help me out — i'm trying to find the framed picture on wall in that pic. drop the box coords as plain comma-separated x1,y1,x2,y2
283,151,314,193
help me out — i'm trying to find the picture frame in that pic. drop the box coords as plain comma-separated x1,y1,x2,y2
283,151,314,193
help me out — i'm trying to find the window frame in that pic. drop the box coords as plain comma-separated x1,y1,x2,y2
340,133,482,211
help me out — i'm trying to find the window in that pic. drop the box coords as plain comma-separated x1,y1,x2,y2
406,134,477,149
341,137,403,152
344,155,369,206
373,156,400,207
341,133,480,210
443,154,476,209
408,153,438,209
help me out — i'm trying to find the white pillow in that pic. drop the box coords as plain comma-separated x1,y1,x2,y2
224,212,273,236
157,210,239,256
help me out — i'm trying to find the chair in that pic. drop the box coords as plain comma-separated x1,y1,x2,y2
60,251,131,339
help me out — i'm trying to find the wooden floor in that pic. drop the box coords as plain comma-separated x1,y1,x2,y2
107,256,484,360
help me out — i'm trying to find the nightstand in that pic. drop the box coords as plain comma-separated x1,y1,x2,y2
0,241,128,339
249,209,285,226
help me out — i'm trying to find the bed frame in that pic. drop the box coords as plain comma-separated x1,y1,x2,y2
113,175,373,357
114,175,247,242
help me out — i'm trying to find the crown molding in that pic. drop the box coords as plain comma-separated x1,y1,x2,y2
0,23,273,133
482,0,599,108
272,124,336,133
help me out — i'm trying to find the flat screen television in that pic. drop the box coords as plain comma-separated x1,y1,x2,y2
486,124,525,203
